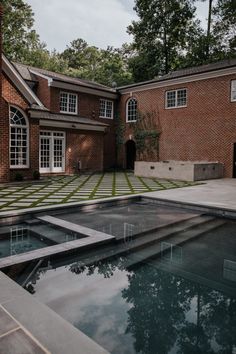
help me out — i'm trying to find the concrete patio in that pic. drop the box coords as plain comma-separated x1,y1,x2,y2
143,178,236,211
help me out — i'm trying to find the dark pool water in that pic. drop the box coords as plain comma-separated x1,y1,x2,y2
10,222,236,354
55,202,200,239
0,221,83,258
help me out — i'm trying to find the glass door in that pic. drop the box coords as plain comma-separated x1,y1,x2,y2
53,132,65,173
40,131,65,173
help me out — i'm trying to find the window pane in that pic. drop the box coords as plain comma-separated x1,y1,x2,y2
166,91,176,108
9,107,28,167
231,80,236,101
127,98,137,122
177,89,187,106
100,99,113,118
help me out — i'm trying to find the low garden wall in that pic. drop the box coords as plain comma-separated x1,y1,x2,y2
135,161,224,181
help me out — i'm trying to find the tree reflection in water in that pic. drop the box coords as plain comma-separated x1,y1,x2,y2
25,256,236,354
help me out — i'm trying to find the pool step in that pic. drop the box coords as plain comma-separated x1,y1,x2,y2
124,218,226,268
30,223,82,244
62,216,225,271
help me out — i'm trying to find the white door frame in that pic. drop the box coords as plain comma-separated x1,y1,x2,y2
40,130,66,173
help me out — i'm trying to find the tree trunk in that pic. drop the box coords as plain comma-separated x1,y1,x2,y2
206,0,213,58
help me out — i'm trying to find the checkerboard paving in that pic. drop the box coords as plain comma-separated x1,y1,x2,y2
0,172,198,211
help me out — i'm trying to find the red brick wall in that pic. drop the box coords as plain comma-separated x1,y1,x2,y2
119,74,236,177
39,126,104,175
35,75,51,109
66,129,104,174
2,74,40,181
40,86,116,170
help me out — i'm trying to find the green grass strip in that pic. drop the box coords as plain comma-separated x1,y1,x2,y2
30,175,79,208
62,174,94,203
89,173,105,199
124,172,135,193
0,181,55,211
137,177,152,191
152,179,166,189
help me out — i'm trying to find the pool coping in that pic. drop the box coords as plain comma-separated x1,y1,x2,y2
1,192,236,353
0,271,110,354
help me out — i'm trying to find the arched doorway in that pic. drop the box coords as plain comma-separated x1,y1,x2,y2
126,140,136,170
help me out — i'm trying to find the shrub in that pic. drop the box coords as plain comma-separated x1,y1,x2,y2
33,170,40,180
14,173,23,181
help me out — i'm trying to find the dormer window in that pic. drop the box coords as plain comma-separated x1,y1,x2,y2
60,92,78,114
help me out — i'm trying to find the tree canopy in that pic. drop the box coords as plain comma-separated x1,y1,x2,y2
1,0,236,85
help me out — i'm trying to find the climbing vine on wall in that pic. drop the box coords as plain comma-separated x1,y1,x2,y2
115,112,125,152
129,109,161,161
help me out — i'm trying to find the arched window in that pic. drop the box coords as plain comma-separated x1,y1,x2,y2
10,106,29,168
126,98,137,122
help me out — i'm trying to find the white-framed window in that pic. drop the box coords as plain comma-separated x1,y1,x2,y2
231,80,236,102
9,106,29,168
60,92,78,114
165,88,187,109
126,98,138,122
99,99,114,119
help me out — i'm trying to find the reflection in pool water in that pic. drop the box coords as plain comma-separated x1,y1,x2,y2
20,254,236,354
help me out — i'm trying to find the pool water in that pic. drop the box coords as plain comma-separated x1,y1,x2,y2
7,219,236,354
0,221,84,258
55,202,201,239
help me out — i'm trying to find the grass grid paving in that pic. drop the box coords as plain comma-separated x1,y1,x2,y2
0,172,198,212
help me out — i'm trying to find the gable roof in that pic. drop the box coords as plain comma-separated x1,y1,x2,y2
2,55,47,110
13,62,117,94
118,58,236,91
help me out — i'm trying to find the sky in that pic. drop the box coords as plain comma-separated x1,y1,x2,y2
27,0,208,52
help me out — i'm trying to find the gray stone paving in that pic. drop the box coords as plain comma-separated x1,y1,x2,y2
0,172,197,212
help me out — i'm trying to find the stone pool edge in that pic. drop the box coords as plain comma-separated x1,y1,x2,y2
0,271,110,354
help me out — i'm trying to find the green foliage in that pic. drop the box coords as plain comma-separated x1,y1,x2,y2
1,0,41,61
14,172,23,181
128,0,198,80
61,39,133,86
182,0,236,67
131,110,161,161
115,112,125,152
32,170,40,180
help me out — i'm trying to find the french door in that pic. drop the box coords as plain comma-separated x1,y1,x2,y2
40,131,65,173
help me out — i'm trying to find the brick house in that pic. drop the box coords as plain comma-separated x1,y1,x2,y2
1,7,236,181
0,47,118,182
118,60,236,178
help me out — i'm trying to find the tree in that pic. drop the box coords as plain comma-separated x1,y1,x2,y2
1,0,41,61
128,0,198,80
183,0,236,67
61,39,133,86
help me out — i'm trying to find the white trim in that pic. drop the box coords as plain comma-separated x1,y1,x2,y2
9,105,29,169
126,97,137,123
59,91,78,115
2,55,45,107
165,88,187,109
231,80,236,102
39,130,65,173
99,99,114,119
40,119,107,132
29,69,53,86
119,66,236,95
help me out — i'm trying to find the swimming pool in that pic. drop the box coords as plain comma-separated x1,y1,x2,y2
4,210,236,354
